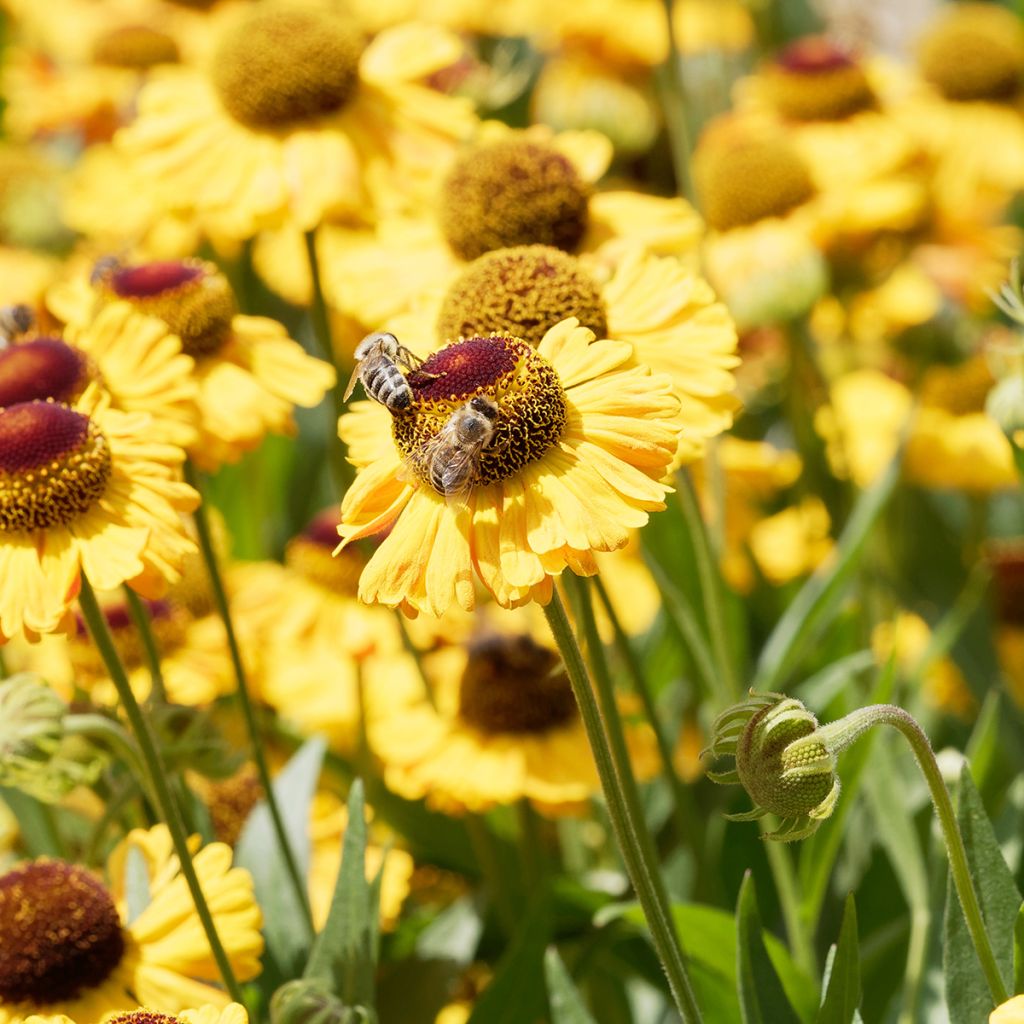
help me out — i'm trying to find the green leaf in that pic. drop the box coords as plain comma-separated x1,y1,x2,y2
415,895,483,963
0,786,64,856
304,779,379,1013
123,843,151,926
753,457,898,692
467,895,550,1024
736,872,801,1024
544,947,598,1024
236,736,325,976
816,895,860,1024
596,900,818,1023
944,765,1022,1023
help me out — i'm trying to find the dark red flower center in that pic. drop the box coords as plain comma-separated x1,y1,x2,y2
0,338,91,406
109,260,204,298
0,861,125,1003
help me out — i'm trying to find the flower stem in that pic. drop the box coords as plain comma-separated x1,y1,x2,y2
591,575,704,857
819,705,1009,1006
77,573,246,1004
184,462,316,939
303,228,351,491
545,584,703,1023
123,586,167,704
762,824,817,978
676,470,741,705
659,0,696,204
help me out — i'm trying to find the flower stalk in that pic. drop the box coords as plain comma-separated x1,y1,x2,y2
123,586,167,704
77,573,246,1004
545,584,703,1023
184,462,316,939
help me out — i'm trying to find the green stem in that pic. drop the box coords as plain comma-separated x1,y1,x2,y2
762,826,818,978
123,587,167,704
395,612,437,709
659,0,696,203
517,799,545,890
546,585,703,1022
64,713,152,799
466,814,518,936
184,462,315,939
676,470,741,705
819,705,1009,1006
0,648,7,679
303,228,351,491
77,574,246,1004
591,576,703,857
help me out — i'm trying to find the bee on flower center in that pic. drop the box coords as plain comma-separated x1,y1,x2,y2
407,395,500,499
344,331,438,411
0,303,34,346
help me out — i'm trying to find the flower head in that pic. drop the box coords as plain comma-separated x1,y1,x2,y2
0,825,262,1024
336,319,682,614
706,692,840,841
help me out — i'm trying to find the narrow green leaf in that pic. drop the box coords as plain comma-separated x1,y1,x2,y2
736,873,802,1024
236,736,325,976
123,843,151,926
816,895,860,1024
0,787,64,857
753,457,898,692
467,895,550,1024
544,947,598,1024
944,766,1022,1023
305,779,378,1013
416,895,483,963
596,900,818,1022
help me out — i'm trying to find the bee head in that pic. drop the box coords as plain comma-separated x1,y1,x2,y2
469,396,498,421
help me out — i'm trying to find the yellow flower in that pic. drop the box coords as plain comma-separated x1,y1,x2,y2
49,257,335,471
871,613,976,720
733,38,927,239
901,3,1024,229
0,826,262,1024
992,995,1024,1024
1,302,198,450
337,319,682,614
16,582,236,707
748,497,835,586
0,386,198,643
28,1005,248,1024
369,609,659,815
308,792,413,932
117,8,477,238
253,123,701,323
371,243,738,465
814,369,912,488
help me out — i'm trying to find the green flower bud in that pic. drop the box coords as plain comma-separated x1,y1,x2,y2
271,980,361,1024
706,692,840,841
0,674,104,801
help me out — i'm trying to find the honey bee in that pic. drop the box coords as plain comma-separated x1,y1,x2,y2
408,395,500,499
0,304,34,346
343,331,434,411
89,254,123,285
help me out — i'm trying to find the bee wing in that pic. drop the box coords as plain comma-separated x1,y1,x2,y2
342,361,363,402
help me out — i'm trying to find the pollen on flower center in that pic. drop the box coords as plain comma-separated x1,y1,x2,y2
107,1014,180,1024
0,402,112,533
91,25,181,69
440,139,591,261
766,36,875,120
458,634,577,734
392,335,568,491
285,508,364,595
0,338,94,407
436,245,608,348
0,860,125,1002
212,8,366,131
694,129,816,231
95,257,236,358
918,2,1024,102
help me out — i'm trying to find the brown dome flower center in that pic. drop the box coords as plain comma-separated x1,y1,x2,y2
94,258,235,358
0,338,93,406
766,36,875,121
92,25,180,69
694,131,816,231
989,542,1024,626
192,762,264,846
71,596,185,679
0,402,111,532
919,356,994,415
0,860,125,1002
440,139,591,261
212,8,365,131
108,1014,180,1024
458,633,577,734
392,335,567,493
285,508,364,595
919,3,1024,102
437,245,607,348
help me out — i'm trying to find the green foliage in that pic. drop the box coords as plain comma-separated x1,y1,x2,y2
816,895,861,1024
